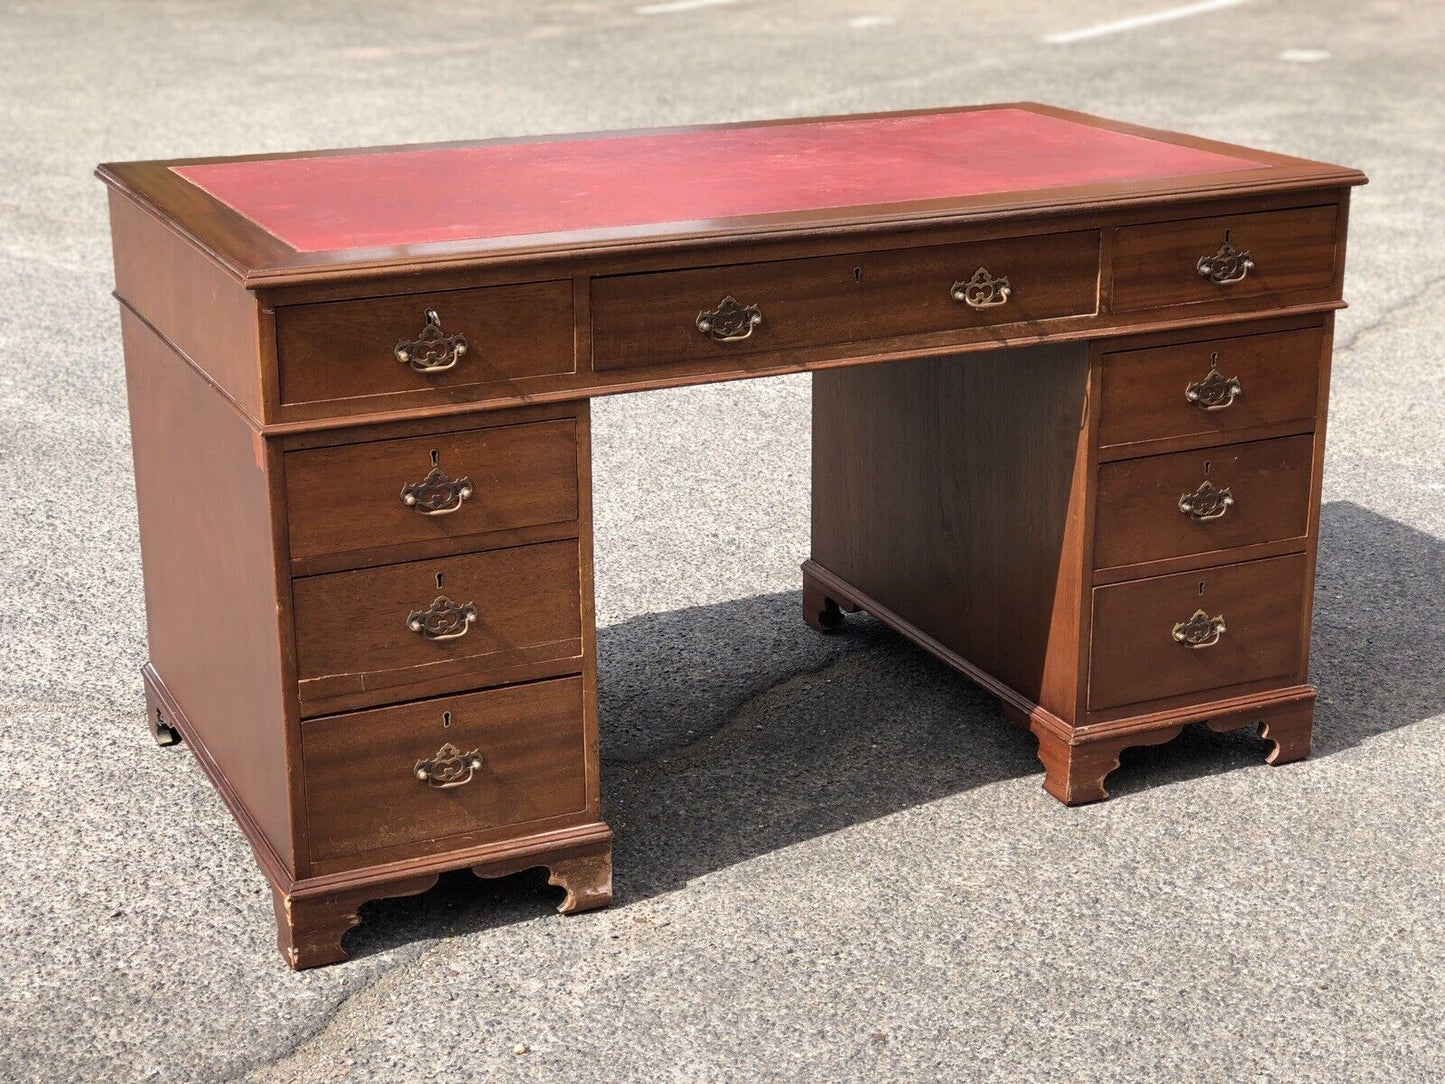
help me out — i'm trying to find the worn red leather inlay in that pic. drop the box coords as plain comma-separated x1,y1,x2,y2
173,109,1263,253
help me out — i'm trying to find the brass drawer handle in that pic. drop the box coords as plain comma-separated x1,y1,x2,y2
951,267,1011,309
406,594,478,640
1185,354,1242,411
696,295,763,343
1172,609,1226,649
400,466,473,516
414,742,483,788
1196,230,1254,285
1178,480,1234,521
395,309,468,373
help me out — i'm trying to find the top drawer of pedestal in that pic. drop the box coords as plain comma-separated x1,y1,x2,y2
274,281,575,410
590,231,1100,372
1111,205,1339,312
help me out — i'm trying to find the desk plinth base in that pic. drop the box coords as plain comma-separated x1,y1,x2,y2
142,663,613,971
268,840,614,970
802,561,1314,806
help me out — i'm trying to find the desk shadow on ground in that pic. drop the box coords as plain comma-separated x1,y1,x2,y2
350,500,1442,955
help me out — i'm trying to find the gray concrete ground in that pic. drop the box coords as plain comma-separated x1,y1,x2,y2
0,0,1442,1080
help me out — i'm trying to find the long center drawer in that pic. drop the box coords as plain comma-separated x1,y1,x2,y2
591,230,1100,371
292,539,583,716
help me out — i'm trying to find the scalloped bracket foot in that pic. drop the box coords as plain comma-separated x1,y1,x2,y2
1033,723,1184,806
271,874,438,971
472,838,613,917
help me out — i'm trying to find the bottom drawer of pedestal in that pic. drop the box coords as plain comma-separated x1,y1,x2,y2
1087,554,1308,712
301,677,588,863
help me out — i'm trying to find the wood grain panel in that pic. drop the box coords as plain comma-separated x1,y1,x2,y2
1112,205,1338,312
276,281,574,406
109,191,265,419
121,309,295,866
292,540,582,715
1094,434,1314,569
1088,554,1307,711
593,231,1099,371
285,417,578,565
1098,323,1323,448
302,677,588,863
811,342,1092,718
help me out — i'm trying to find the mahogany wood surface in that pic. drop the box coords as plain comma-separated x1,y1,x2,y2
591,230,1100,371
301,677,589,863
1093,433,1314,569
122,311,296,867
1097,322,1323,449
284,415,579,566
1111,204,1339,311
276,280,575,407
100,104,1362,967
812,342,1093,720
291,539,583,716
1087,553,1309,712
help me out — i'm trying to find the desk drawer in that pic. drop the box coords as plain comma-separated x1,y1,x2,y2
591,231,1099,371
1111,205,1338,312
276,281,575,408
1098,325,1323,448
1088,554,1307,712
1094,435,1313,570
302,677,588,864
285,418,580,566
292,540,582,716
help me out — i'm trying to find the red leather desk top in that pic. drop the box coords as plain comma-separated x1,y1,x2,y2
172,108,1263,253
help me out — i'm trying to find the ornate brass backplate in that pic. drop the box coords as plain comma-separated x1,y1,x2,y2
406,594,478,640
696,295,764,342
395,309,468,372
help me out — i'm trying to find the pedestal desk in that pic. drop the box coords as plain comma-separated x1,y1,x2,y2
98,104,1365,968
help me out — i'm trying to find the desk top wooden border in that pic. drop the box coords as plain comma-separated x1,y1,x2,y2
97,102,1366,288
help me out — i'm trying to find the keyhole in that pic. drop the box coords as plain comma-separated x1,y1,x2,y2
1198,581,1206,596
1223,228,1232,243
853,266,863,283
430,449,439,467
436,572,444,590
1204,460,1212,476
442,711,452,728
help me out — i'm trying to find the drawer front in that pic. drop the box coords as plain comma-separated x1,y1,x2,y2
285,418,579,565
276,281,575,407
592,231,1100,371
1111,206,1338,313
293,540,582,715
1098,326,1323,448
1094,435,1314,570
303,677,588,863
1088,554,1307,712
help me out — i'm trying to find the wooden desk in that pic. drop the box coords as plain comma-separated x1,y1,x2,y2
98,104,1365,969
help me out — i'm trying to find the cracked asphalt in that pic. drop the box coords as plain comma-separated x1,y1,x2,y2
1,1,1442,1081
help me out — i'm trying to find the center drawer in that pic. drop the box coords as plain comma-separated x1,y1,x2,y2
292,539,583,716
591,231,1100,371
1094,434,1314,570
302,677,589,865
